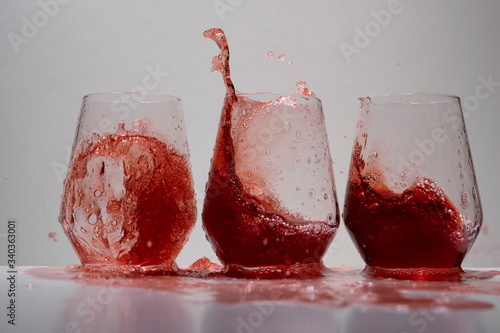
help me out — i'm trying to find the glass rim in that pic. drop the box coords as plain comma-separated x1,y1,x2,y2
82,92,181,103
361,93,460,105
232,91,322,103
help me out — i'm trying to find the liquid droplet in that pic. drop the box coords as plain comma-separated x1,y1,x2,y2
308,188,316,198
266,150,270,155
111,220,117,226
147,241,153,248
283,122,291,131
268,51,273,58
461,192,469,209
94,190,101,197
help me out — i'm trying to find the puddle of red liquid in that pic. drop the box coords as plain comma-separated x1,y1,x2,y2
26,262,499,311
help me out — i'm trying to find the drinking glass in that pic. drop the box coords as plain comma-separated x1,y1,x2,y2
59,93,197,268
343,93,482,278
202,92,339,274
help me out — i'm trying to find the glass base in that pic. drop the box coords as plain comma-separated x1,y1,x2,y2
80,263,178,276
222,261,327,279
363,265,465,280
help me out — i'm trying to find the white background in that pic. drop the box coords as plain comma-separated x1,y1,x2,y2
1,0,499,268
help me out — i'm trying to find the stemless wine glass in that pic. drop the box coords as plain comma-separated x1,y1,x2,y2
343,93,482,278
59,93,197,269
202,92,340,276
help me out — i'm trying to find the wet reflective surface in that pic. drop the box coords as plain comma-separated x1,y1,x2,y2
1,266,500,333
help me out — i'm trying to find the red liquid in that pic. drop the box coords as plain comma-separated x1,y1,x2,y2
343,143,471,270
60,130,196,266
201,28,336,270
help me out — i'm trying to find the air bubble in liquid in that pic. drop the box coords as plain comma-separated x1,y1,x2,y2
88,214,97,225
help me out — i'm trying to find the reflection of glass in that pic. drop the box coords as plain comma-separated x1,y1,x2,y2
202,92,339,272
343,94,482,278
60,93,196,267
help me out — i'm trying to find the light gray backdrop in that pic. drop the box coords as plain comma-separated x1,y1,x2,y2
1,0,499,268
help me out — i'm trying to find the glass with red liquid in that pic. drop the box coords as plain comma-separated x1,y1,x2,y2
343,93,482,279
59,93,197,269
202,92,340,276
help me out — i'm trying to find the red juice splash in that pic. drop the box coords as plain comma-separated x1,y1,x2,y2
60,123,196,267
201,28,337,275
343,141,471,274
